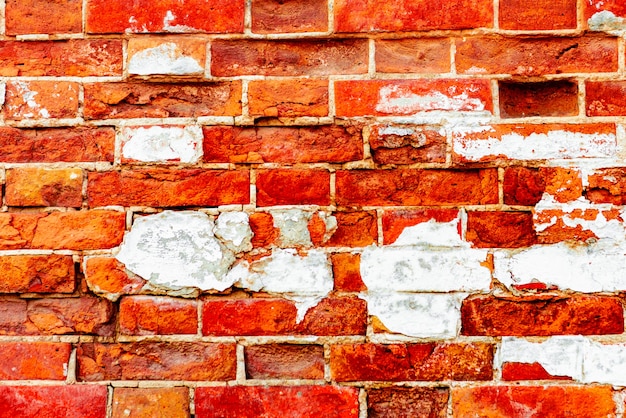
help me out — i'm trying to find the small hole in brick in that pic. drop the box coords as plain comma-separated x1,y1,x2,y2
498,79,578,118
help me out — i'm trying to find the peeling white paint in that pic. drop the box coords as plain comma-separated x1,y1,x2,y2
215,212,253,253
128,43,203,75
10,81,50,119
376,85,486,114
391,218,464,247
121,126,203,163
272,209,313,248
162,10,198,32
588,10,626,35
454,129,616,161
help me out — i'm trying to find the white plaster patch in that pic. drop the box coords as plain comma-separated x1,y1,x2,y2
391,218,464,247
588,10,626,35
128,43,203,75
121,126,203,163
215,212,253,253
583,342,626,386
375,85,486,114
454,129,616,161
0,83,5,107
272,209,313,248
377,126,417,137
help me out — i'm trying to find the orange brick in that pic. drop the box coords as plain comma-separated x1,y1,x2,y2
88,169,250,207
369,124,446,164
499,0,577,30
0,342,71,380
503,167,546,206
502,362,572,381
382,209,460,245
4,81,78,120
334,0,493,32
77,342,237,381
499,80,579,118
119,296,198,335
0,255,74,293
211,39,368,76
6,168,82,207
456,36,618,76
586,81,626,116
249,212,279,248
315,211,378,247
0,386,107,418
336,169,498,207
256,169,330,206
112,388,190,418
86,0,244,33
84,257,146,297
245,344,325,379
368,387,449,418
588,168,626,204
84,82,241,119
331,253,366,292
375,39,451,73
248,79,329,117
452,386,615,418
252,0,328,33
461,295,624,336
466,211,537,248
6,0,82,35
584,0,626,22
330,343,494,381
0,40,122,77
127,37,206,76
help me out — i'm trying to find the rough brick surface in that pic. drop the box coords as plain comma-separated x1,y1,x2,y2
252,0,328,33
499,0,577,30
367,387,449,418
256,169,330,206
119,296,198,335
6,168,83,207
0,386,107,418
499,80,579,118
6,0,82,35
0,342,71,380
245,344,325,379
112,388,190,418
0,255,74,293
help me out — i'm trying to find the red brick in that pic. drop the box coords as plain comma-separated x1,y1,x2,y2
248,79,329,117
256,169,330,206
586,81,626,116
0,255,74,293
334,0,493,32
336,169,498,207
584,0,626,22
0,299,27,334
203,125,362,164
331,253,366,292
4,81,79,120
113,388,190,418
466,211,537,248
500,0,577,30
84,257,146,298
0,342,71,380
452,386,616,418
367,387,449,418
0,386,107,418
249,212,279,248
245,344,324,379
375,39,451,73
77,342,236,381
502,362,572,381
6,168,82,207
6,0,82,35
26,297,113,336
369,124,446,164
587,168,626,204
252,0,327,33
86,0,244,33
0,127,114,163
196,386,359,418
330,343,494,381
0,40,122,77
335,79,492,116
202,296,367,336
503,167,546,206
211,39,368,76
0,211,125,250
456,36,618,76
88,169,249,207
84,82,241,119
315,211,378,247
382,209,459,245
119,296,198,335
461,295,624,336
499,80,579,118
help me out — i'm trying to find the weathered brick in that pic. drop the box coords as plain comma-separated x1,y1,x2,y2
6,0,82,35
83,82,241,119
0,40,123,77
499,80,579,118
245,344,325,379
0,299,27,334
452,386,616,417
369,124,446,164
119,296,198,335
466,211,537,248
86,0,244,33
248,79,329,117
211,39,368,76
84,257,146,300
256,169,330,207
534,206,622,244
127,37,206,76
584,0,626,22
195,386,359,418
203,125,362,164
252,0,328,33
331,253,365,292
4,81,79,120
461,295,624,336
0,342,71,380
334,0,493,32
335,79,492,116
0,127,114,163
249,212,279,248
382,209,459,245
0,386,107,418
503,167,546,206
502,362,572,381
113,388,190,418
6,168,82,207
88,169,250,207
375,39,451,73
312,211,378,247
367,387,449,418
336,169,498,207
330,343,494,381
0,211,125,250
202,297,367,336
26,297,113,335
456,36,618,75
78,342,236,381
586,81,626,116
0,255,74,293
587,168,626,204
499,0,577,30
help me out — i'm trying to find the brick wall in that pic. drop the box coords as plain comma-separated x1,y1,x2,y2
1,0,626,417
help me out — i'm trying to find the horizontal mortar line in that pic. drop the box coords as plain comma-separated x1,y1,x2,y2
3,118,86,128
0,249,79,256
234,336,367,345
0,162,113,170
86,117,235,126
0,76,124,83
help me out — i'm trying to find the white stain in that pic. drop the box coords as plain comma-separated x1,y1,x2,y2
375,85,486,114
128,43,203,75
10,81,50,119
121,126,203,163
272,209,313,248
588,10,626,35
162,10,198,33
215,212,253,253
